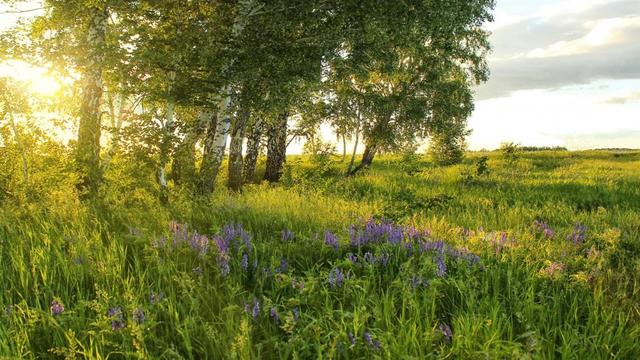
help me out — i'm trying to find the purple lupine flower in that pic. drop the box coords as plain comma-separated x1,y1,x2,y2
324,231,339,252
348,332,356,346
364,331,377,348
349,224,360,247
241,253,249,271
421,240,446,254
364,252,376,265
214,235,229,255
534,220,555,239
281,229,295,242
169,221,189,247
278,257,288,273
219,259,230,277
293,307,300,321
387,226,403,245
133,307,145,324
568,223,587,245
405,242,414,257
436,256,447,277
328,268,344,288
347,253,358,264
149,291,165,304
108,307,125,331
50,299,64,316
270,307,280,324
152,235,167,248
378,253,389,267
439,323,453,342
252,299,260,320
189,232,209,256
405,226,422,241
494,232,508,255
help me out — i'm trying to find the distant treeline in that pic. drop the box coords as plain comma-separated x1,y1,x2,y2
518,146,568,152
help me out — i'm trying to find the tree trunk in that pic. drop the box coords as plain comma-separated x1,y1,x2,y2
243,119,262,183
346,128,359,175
200,111,219,193
157,72,176,203
227,110,249,190
349,142,377,176
264,111,288,182
76,5,108,196
2,98,28,185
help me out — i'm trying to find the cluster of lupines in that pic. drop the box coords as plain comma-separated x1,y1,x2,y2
410,274,429,289
108,307,125,331
149,291,165,304
50,299,64,316
270,307,280,324
363,331,382,350
493,232,509,255
282,229,295,242
568,223,587,245
328,268,345,288
324,231,339,252
244,298,260,320
166,221,256,278
132,307,145,324
438,323,453,342
349,218,405,247
533,220,555,239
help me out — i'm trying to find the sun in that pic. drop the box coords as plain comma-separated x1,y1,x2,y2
30,75,61,96
0,60,62,96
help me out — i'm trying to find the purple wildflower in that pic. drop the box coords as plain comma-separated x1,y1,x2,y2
328,268,345,288
108,307,125,331
364,252,376,265
241,253,249,271
324,231,339,252
149,291,165,304
189,232,209,256
252,299,260,320
219,259,230,277
436,256,447,277
568,223,587,245
293,307,300,321
378,253,389,267
364,331,380,349
281,229,295,242
348,332,356,346
439,323,453,342
50,299,64,316
270,307,280,324
347,253,358,264
278,257,288,273
133,307,145,324
534,220,555,239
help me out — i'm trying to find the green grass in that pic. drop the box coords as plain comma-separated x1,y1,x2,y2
1,150,639,358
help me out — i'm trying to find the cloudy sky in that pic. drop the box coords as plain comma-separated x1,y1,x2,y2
2,1,639,150
470,0,640,150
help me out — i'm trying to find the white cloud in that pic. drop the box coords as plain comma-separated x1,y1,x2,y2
524,16,640,58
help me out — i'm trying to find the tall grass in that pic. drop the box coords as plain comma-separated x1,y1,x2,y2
1,151,639,358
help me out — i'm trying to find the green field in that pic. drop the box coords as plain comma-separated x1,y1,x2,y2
1,150,640,359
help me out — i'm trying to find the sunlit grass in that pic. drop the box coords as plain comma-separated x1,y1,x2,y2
1,150,639,358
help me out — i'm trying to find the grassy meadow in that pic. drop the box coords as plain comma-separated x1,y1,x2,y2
1,150,640,359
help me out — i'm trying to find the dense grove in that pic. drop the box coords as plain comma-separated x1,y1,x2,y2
1,150,639,358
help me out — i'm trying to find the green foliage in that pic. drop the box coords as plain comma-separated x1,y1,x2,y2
2,148,640,358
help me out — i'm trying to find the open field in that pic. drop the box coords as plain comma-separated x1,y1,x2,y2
1,150,639,358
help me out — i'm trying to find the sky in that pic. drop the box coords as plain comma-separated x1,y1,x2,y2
1,0,639,151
